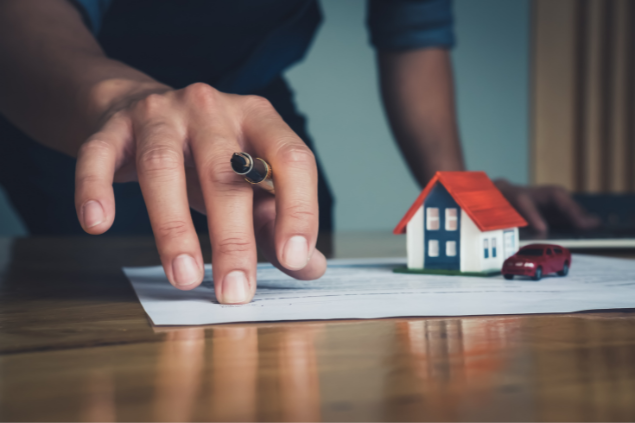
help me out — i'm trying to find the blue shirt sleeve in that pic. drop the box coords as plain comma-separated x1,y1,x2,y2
69,0,113,34
367,0,455,50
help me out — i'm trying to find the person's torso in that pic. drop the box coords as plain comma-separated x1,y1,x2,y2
98,0,321,92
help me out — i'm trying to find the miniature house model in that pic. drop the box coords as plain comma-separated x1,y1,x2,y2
394,171,528,274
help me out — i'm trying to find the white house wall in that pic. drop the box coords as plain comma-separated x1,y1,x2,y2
459,210,482,272
479,229,505,272
406,206,424,269
460,210,512,273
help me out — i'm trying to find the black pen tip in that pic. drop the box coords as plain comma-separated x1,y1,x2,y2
231,152,250,174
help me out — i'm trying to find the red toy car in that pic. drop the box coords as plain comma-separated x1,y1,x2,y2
502,244,571,280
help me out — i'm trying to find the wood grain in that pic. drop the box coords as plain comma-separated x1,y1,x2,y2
1,234,634,422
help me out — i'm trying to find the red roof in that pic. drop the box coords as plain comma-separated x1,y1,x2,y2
393,171,527,234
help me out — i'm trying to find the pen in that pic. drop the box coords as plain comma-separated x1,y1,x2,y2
230,152,275,195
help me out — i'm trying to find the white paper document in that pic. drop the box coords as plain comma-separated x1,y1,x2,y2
124,255,635,326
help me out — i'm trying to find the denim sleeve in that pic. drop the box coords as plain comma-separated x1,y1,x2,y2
367,0,455,50
68,0,113,34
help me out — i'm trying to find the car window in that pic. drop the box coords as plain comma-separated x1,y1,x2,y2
547,249,553,255
517,248,543,256
554,248,563,254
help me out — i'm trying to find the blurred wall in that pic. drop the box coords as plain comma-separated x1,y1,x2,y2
286,0,530,231
0,0,530,236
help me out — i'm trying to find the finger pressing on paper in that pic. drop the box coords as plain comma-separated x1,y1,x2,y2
135,113,204,291
190,135,258,304
253,192,326,280
242,97,320,272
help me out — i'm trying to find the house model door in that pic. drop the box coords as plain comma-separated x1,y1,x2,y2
423,184,460,270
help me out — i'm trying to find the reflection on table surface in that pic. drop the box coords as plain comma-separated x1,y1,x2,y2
0,235,634,421
3,315,635,421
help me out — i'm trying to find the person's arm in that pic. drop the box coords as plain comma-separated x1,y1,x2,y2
377,47,599,234
0,0,167,155
378,48,464,185
0,0,326,303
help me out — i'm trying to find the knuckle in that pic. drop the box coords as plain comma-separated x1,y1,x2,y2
284,201,317,222
137,93,170,115
209,167,241,188
141,119,176,139
276,144,315,168
202,154,243,187
215,236,252,256
78,138,112,159
76,173,104,187
138,146,182,173
155,219,190,240
244,95,273,113
183,83,220,108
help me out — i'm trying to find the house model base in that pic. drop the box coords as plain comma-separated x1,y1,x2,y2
393,267,500,277
393,171,528,275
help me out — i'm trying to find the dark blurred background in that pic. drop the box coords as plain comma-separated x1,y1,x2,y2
1,0,632,235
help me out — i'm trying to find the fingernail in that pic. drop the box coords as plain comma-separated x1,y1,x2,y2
172,254,200,287
222,270,249,304
283,235,309,270
83,200,104,228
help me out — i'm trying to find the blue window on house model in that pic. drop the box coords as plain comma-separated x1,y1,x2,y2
424,183,461,270
483,239,489,258
492,238,497,258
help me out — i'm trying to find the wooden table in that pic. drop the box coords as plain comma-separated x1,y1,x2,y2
1,234,634,422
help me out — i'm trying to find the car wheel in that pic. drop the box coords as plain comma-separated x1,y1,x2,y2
532,266,543,281
557,263,569,276
504,274,514,280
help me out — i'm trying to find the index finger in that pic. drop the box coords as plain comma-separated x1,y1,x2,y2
242,96,320,272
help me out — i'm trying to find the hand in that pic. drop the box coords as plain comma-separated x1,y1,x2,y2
494,179,601,235
74,83,327,304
